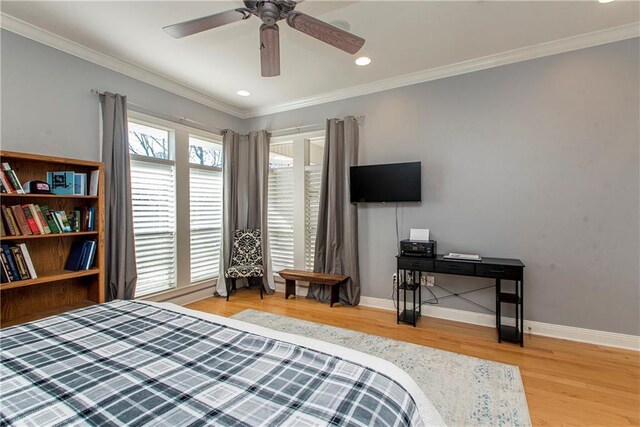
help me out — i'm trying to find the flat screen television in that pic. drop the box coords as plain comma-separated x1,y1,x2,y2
350,162,421,203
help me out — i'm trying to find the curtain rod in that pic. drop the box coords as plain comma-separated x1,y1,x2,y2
268,115,365,136
91,89,364,138
90,89,224,136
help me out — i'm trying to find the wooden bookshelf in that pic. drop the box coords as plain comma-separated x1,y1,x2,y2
0,150,105,326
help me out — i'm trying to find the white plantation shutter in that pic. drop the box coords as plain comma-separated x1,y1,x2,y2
190,167,223,282
305,166,322,270
268,167,294,271
130,158,176,296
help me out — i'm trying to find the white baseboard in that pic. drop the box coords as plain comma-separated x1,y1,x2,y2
359,296,640,351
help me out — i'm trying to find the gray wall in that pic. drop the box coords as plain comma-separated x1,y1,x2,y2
2,28,637,335
0,30,242,161
246,39,640,335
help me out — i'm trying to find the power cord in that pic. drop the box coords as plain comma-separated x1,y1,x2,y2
422,286,439,305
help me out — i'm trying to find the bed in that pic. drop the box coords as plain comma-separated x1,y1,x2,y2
0,300,445,426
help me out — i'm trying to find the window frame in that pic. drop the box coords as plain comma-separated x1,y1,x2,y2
128,111,223,298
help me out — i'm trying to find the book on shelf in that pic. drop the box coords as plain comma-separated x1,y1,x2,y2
1,163,24,194
2,205,19,236
74,173,87,196
55,211,73,233
89,170,99,196
41,206,61,234
0,247,17,282
65,240,97,271
10,247,31,280
0,260,9,283
9,205,32,236
46,171,75,195
21,205,41,235
0,170,13,193
32,205,52,234
0,243,36,283
17,243,37,279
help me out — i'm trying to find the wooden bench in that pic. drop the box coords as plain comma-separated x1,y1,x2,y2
278,269,349,307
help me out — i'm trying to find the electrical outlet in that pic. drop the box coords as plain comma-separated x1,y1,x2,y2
426,276,435,287
392,273,397,284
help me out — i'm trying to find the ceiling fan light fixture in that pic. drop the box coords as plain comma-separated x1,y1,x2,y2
236,90,251,97
355,56,372,66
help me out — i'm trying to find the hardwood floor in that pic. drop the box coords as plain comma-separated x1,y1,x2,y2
186,289,640,426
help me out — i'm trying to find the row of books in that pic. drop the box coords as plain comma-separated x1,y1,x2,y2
1,243,37,283
1,204,96,237
0,163,24,194
65,240,97,272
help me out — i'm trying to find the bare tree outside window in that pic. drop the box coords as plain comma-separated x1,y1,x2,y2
128,122,170,159
189,137,223,167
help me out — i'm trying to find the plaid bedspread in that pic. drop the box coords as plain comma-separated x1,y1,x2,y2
1,301,426,426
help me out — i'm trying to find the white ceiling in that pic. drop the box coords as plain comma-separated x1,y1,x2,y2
2,1,639,117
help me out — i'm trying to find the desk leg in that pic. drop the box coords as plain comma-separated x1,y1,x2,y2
403,270,407,320
285,279,295,300
520,279,524,347
418,272,422,318
496,278,502,343
396,267,400,324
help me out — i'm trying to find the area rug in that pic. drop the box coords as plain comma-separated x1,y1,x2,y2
231,309,531,426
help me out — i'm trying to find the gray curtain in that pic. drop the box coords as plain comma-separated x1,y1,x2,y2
101,92,137,301
308,117,360,306
246,131,275,294
217,130,241,296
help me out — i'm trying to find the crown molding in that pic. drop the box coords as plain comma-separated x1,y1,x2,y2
244,22,640,118
1,12,638,120
0,12,245,119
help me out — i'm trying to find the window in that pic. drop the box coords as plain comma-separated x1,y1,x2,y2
189,137,223,283
128,115,223,298
268,133,324,275
268,141,294,272
128,122,176,296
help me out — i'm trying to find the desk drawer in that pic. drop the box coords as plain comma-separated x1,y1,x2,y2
476,264,522,280
434,260,475,276
397,257,434,271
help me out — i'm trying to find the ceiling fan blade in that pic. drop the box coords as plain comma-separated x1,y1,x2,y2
163,9,250,39
260,24,281,77
286,11,364,55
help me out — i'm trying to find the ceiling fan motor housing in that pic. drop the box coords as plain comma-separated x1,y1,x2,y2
259,1,281,26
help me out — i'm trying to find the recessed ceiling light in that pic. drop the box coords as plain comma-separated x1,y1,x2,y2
598,0,614,3
355,56,372,66
236,90,250,97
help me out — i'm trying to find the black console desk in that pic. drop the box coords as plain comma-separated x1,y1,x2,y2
396,255,525,346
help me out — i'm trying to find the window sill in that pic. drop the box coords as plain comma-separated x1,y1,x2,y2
139,278,218,304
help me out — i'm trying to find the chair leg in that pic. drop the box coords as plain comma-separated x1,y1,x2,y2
259,277,263,300
227,278,236,301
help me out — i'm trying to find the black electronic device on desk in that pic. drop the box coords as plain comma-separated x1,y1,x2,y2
400,239,436,258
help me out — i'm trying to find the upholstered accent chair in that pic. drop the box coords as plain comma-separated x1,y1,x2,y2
224,229,264,300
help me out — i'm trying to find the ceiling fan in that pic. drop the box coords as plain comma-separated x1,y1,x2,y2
163,0,365,77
